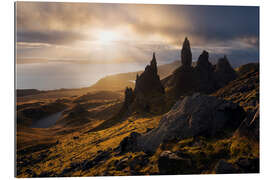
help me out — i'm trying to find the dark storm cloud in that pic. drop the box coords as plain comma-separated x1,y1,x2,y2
130,5,259,47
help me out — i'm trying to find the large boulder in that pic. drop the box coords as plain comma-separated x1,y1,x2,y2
117,132,141,154
137,94,246,153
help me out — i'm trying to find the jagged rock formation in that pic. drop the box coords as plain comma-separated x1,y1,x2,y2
163,38,237,98
132,53,165,112
134,53,164,95
215,56,237,88
194,50,216,93
181,37,192,67
136,94,245,153
163,38,196,97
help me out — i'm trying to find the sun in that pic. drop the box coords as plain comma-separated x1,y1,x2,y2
97,30,119,43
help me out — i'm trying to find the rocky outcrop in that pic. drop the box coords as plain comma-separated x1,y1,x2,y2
133,52,165,112
194,51,216,93
163,38,237,98
164,38,196,97
134,52,164,96
136,94,245,153
215,56,237,88
123,87,134,107
181,37,192,67
117,132,141,154
235,105,259,141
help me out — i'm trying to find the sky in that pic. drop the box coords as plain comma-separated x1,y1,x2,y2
16,2,259,65
15,2,259,90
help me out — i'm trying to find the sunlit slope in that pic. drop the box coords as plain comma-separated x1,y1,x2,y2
16,63,259,177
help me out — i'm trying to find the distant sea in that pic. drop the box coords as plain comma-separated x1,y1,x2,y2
16,62,146,90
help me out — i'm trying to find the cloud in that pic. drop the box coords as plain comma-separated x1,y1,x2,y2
16,2,259,64
17,30,86,45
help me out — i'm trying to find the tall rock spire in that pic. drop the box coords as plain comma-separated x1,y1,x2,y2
134,52,165,112
150,52,157,74
181,37,192,67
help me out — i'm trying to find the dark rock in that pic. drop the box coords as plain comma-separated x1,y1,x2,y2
134,52,164,96
171,65,196,97
137,94,245,153
150,52,158,74
124,87,134,107
133,52,165,111
215,56,237,88
214,160,238,174
236,158,259,173
158,151,192,174
73,136,79,140
165,38,195,97
118,132,141,154
115,157,129,170
146,128,153,133
81,160,94,171
163,38,237,98
194,51,216,93
235,105,259,141
94,150,111,163
181,37,192,67
129,154,150,170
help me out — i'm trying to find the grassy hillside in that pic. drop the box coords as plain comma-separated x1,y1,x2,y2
16,62,259,177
